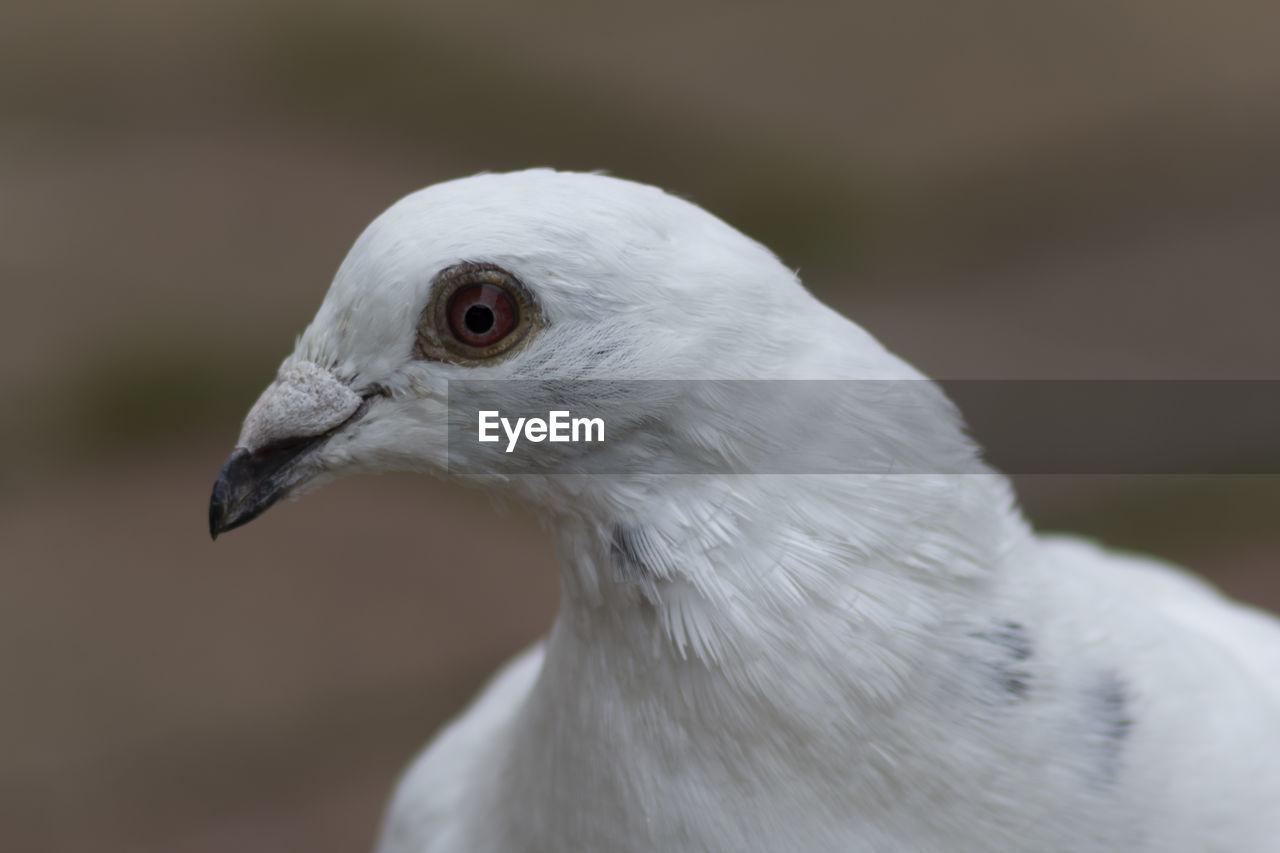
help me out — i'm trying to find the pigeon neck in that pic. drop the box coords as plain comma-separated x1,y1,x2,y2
503,471,1033,820
544,470,1029,679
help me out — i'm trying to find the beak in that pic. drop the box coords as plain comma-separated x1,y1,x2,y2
208,361,376,539
208,436,326,539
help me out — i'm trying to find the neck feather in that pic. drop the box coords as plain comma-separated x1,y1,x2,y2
542,471,1029,708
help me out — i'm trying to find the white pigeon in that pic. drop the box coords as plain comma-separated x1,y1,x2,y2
209,169,1280,853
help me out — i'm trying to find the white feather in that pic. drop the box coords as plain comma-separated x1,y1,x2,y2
232,169,1280,852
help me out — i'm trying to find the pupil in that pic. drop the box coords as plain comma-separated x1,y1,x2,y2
463,303,495,335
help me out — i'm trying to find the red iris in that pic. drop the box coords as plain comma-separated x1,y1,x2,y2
446,283,518,348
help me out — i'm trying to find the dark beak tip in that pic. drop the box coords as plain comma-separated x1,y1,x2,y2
209,476,229,540
208,448,250,541
208,446,298,540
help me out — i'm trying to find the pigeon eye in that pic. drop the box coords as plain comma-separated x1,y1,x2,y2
415,263,541,363
447,283,515,347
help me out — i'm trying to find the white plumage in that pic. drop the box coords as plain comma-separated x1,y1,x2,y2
211,170,1280,852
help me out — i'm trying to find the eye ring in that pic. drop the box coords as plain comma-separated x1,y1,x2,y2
414,263,542,363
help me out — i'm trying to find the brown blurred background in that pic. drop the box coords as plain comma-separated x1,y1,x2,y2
3,1,1279,850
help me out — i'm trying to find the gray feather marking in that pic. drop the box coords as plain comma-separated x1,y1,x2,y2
610,525,672,582
1084,671,1133,786
971,619,1034,702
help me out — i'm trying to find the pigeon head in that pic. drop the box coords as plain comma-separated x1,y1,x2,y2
208,169,930,537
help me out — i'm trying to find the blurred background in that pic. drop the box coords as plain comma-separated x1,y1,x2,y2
3,1,1278,850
